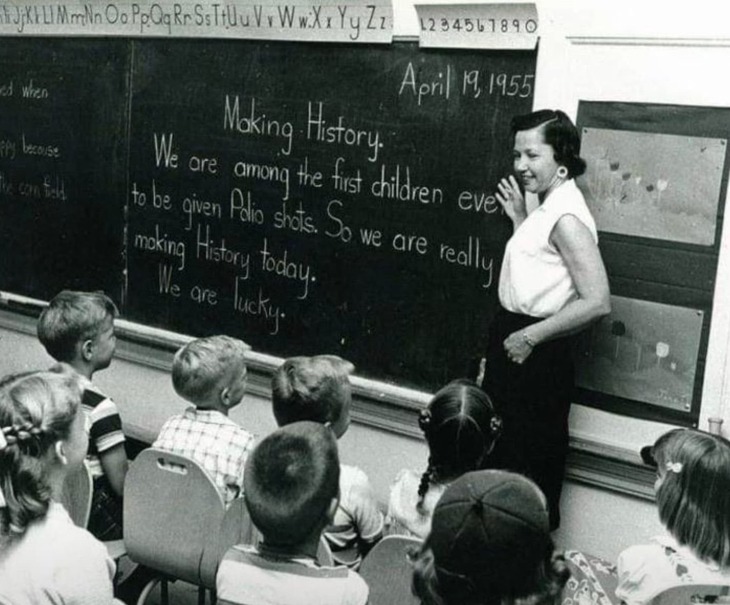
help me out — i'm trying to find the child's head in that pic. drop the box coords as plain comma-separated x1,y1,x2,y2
37,290,119,368
650,428,730,566
271,355,354,438
417,380,502,507
172,335,251,410
0,369,87,541
412,470,568,605
244,421,340,548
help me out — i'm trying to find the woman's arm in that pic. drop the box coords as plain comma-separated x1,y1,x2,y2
504,214,611,363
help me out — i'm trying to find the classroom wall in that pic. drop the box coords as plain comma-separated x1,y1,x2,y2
0,316,663,561
5,0,729,562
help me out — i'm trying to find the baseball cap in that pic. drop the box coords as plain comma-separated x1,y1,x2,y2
429,470,551,595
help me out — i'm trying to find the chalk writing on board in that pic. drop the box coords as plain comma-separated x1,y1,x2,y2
0,1,393,43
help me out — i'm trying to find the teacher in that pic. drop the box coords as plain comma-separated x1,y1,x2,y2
481,109,611,529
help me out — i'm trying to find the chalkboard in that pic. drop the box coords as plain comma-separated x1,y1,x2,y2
0,38,128,298
0,37,536,391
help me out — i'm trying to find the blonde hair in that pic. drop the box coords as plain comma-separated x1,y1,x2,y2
271,355,354,427
37,290,118,362
0,369,83,541
172,335,250,403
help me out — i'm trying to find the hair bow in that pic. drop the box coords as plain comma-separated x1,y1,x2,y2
666,461,683,474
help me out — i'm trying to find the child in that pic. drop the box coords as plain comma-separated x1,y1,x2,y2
411,470,570,605
616,428,730,604
37,290,127,541
216,421,369,605
153,335,254,506
0,369,118,604
386,379,502,538
271,355,383,567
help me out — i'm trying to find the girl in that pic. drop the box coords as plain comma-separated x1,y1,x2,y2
0,369,117,604
616,428,730,605
386,379,502,538
411,470,570,605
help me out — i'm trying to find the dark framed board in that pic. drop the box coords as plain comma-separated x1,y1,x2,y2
0,37,536,392
574,101,730,426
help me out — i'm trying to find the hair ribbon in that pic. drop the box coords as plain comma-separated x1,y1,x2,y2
666,461,683,473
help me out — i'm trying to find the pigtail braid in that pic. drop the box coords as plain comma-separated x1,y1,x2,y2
417,458,434,515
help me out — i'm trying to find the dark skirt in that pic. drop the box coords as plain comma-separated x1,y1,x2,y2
481,306,575,530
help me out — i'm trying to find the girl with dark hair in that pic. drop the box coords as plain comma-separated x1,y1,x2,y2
386,379,502,538
617,429,730,604
0,369,118,604
482,109,611,529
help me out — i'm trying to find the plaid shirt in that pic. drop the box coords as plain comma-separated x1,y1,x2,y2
153,407,255,506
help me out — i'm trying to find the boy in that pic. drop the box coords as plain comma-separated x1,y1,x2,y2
217,421,369,605
37,290,127,541
153,335,254,506
271,355,383,567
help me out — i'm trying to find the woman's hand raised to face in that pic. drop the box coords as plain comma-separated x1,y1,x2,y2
496,175,527,226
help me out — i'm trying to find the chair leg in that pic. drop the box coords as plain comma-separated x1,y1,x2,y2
135,579,159,605
210,588,217,605
197,586,206,605
161,580,169,605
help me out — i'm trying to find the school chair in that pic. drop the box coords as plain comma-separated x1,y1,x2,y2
60,460,127,561
358,535,422,605
124,448,242,605
650,584,730,605
60,461,93,528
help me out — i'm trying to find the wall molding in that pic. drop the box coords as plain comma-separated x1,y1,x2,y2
0,299,654,499
567,36,730,48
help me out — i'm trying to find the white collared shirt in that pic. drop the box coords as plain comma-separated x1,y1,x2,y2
498,179,598,318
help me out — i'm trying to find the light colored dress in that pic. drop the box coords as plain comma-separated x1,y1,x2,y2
616,533,730,605
0,501,116,605
385,469,447,539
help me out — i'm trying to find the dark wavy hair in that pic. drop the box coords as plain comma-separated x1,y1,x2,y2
411,537,570,605
511,109,586,178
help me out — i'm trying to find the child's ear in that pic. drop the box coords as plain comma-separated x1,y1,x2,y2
54,440,69,466
81,339,94,362
219,386,231,407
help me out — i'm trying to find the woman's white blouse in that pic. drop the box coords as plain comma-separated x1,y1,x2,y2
498,179,598,318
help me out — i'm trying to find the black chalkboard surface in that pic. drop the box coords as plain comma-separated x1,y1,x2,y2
0,37,536,391
0,39,128,299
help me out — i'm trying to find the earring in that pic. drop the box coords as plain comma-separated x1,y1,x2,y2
557,166,568,179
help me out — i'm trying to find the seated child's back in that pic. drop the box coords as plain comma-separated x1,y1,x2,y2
154,335,254,506
217,421,369,605
617,429,730,605
37,290,127,541
272,356,383,566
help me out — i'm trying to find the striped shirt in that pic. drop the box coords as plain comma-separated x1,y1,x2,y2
80,382,125,479
153,407,255,506
216,544,369,605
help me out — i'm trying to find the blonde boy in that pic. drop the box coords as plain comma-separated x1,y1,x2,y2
154,335,254,505
272,355,384,567
37,290,126,541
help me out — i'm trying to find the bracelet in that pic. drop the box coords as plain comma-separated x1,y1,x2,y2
522,331,536,348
